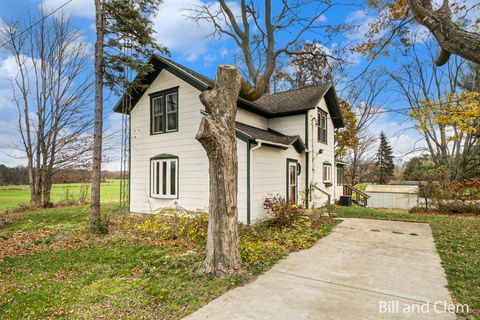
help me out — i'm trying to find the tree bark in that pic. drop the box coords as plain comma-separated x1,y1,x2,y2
91,0,105,230
196,65,242,277
408,0,480,66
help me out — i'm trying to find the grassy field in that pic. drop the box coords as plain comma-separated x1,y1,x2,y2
0,180,121,210
0,204,338,319
336,206,480,320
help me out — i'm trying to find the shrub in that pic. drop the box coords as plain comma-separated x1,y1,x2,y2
78,184,90,203
91,216,110,234
264,195,304,227
134,209,208,242
239,240,288,271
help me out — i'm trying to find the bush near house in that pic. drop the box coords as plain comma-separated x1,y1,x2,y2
0,204,338,319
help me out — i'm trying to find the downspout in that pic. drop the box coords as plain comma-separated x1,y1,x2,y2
248,141,262,225
251,141,263,151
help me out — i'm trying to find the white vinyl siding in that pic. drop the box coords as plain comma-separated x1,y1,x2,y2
236,108,268,129
251,147,304,222
130,70,209,213
130,69,249,224
129,66,339,222
307,97,337,206
268,114,305,142
151,158,178,198
237,140,248,223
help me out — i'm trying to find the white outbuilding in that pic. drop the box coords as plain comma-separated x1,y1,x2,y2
365,185,419,210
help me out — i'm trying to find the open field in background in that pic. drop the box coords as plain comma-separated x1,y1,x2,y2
336,206,480,320
0,180,122,210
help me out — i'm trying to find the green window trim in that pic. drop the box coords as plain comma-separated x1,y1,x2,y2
150,87,179,135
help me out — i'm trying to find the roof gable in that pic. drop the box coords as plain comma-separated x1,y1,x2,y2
114,55,344,128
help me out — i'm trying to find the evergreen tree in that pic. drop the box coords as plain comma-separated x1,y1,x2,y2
375,131,395,184
91,0,167,232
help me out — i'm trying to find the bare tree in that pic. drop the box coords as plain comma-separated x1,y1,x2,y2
189,0,348,276
272,41,349,91
1,11,93,207
389,41,478,180
390,44,478,180
343,70,386,185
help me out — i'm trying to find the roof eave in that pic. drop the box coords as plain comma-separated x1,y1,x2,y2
324,86,345,128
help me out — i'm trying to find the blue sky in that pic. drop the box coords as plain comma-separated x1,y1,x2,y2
0,0,472,169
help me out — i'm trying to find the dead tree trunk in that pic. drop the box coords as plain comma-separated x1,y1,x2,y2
196,65,242,277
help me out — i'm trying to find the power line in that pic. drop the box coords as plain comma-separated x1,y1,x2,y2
0,0,73,50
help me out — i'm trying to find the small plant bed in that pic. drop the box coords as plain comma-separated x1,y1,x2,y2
336,206,480,320
0,203,338,319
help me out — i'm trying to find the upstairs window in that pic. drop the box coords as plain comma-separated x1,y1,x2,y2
151,156,178,198
318,109,327,144
151,87,178,134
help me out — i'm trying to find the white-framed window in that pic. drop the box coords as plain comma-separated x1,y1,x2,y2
318,109,327,144
151,87,178,134
323,163,332,183
151,158,178,198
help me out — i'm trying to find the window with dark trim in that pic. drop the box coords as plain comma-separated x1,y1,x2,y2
151,87,178,134
318,109,327,144
337,166,344,186
151,158,178,198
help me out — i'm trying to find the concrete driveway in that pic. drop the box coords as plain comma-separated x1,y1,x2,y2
185,218,456,320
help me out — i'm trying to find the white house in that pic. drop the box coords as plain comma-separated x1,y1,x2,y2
114,55,346,224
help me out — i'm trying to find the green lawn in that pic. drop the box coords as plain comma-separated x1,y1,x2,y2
336,206,480,320
0,180,121,210
0,205,338,319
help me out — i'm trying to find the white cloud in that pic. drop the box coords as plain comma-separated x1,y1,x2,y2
40,0,94,18
366,113,427,163
345,10,376,42
316,15,327,23
153,0,239,61
0,118,25,166
102,112,123,171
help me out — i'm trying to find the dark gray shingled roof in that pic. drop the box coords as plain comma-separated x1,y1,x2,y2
254,85,331,114
114,55,344,128
236,122,305,153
